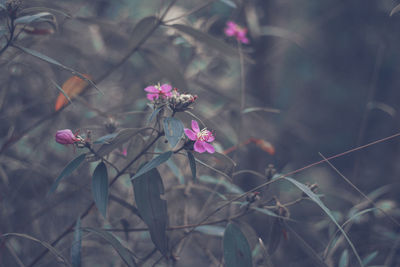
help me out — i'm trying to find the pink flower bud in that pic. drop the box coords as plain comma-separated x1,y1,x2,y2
55,129,79,145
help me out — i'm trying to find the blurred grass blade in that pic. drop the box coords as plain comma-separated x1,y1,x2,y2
163,117,184,148
198,175,243,194
170,24,253,63
362,251,378,266
339,250,349,267
223,223,252,267
20,7,72,18
195,225,225,237
48,153,86,195
93,133,119,144
71,218,81,267
261,26,304,47
83,228,136,267
1,233,71,266
283,177,364,267
219,0,237,8
251,207,282,219
242,107,280,114
187,151,196,182
92,162,109,218
390,4,400,16
268,218,282,255
142,48,188,90
131,151,173,180
133,168,169,255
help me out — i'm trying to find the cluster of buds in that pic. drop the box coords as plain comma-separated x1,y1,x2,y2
168,88,197,112
5,0,21,18
145,83,197,112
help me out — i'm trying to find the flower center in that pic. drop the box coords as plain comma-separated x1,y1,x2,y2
197,129,210,141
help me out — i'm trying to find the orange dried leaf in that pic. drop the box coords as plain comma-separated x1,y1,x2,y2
253,138,275,155
54,74,91,111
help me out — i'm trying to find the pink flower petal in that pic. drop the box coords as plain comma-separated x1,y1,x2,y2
147,93,159,101
164,91,173,98
191,120,200,133
144,86,159,93
224,28,235,36
226,21,236,28
203,142,215,153
205,132,215,142
184,129,197,141
240,37,249,44
160,84,172,93
194,140,206,153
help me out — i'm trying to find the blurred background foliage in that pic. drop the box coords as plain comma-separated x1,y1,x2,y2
1,0,400,266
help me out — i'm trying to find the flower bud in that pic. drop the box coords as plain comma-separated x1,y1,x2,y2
55,129,79,145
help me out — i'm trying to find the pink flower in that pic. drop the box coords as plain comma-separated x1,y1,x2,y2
224,21,249,44
55,129,79,145
184,120,215,154
144,83,173,101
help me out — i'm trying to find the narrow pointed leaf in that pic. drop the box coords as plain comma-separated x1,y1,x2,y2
133,168,169,255
390,4,400,16
362,251,378,266
195,225,225,237
339,250,349,267
83,228,136,267
268,218,282,255
1,233,70,266
14,12,54,25
187,151,196,182
130,16,160,50
71,218,81,267
283,177,364,267
219,0,237,8
223,223,252,267
92,162,109,218
48,153,86,195
170,24,253,62
163,117,184,148
131,151,173,180
93,132,119,144
148,107,161,123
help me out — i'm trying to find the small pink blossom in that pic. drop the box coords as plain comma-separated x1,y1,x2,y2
224,21,249,44
144,83,173,101
184,120,215,154
55,129,79,145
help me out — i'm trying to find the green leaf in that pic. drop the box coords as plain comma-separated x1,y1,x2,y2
133,168,169,255
0,233,70,266
251,207,282,219
48,153,86,195
96,128,141,157
92,162,109,218
198,175,243,194
223,223,253,267
163,117,184,148
219,0,237,8
71,218,81,267
13,45,101,94
283,177,364,267
390,4,400,16
130,16,160,50
187,151,196,182
339,250,349,267
93,133,119,144
83,228,136,267
148,107,161,123
166,157,184,184
268,218,282,255
130,151,173,180
142,48,188,90
362,251,378,266
170,24,253,63
195,225,225,237
14,12,54,25
19,7,72,18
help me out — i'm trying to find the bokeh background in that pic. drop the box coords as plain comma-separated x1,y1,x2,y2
1,0,400,266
